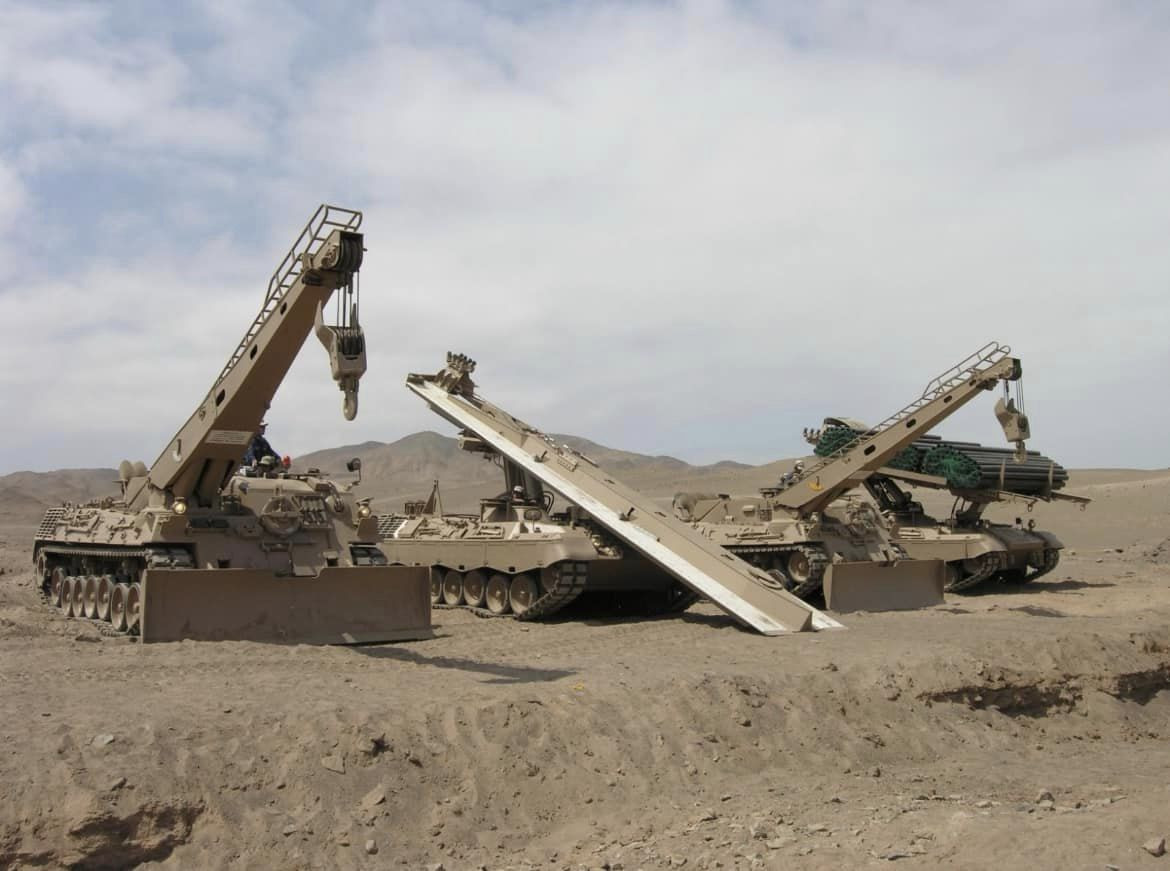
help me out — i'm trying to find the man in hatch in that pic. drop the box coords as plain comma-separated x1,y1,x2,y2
243,421,281,474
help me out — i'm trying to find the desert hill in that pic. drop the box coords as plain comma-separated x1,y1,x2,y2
3,437,1165,555
290,431,752,512
0,432,754,524
0,469,121,525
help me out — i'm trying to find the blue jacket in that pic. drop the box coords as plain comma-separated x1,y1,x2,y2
244,433,279,466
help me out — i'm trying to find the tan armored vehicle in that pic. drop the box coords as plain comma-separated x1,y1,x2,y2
378,470,699,620
32,205,431,643
671,490,905,600
833,442,1085,592
673,343,1032,610
379,354,843,635
862,474,1066,591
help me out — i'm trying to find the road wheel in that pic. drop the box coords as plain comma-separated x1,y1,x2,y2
126,584,142,633
485,574,511,615
69,577,85,618
83,576,100,618
462,570,487,607
509,574,537,616
95,575,113,621
442,570,464,606
110,584,129,632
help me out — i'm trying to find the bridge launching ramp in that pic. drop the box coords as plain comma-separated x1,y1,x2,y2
406,356,842,635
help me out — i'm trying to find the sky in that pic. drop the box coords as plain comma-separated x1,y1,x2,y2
0,0,1167,474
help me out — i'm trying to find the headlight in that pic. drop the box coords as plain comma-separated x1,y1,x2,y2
172,497,188,515
523,508,542,522
356,504,371,519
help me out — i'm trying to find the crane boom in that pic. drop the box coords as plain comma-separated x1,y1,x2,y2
126,205,368,511
772,342,1025,516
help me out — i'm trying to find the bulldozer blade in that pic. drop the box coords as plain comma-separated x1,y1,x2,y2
823,560,946,613
140,566,433,644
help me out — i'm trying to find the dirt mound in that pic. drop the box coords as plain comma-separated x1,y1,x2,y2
1148,538,1170,565
2,546,1170,868
1,791,203,870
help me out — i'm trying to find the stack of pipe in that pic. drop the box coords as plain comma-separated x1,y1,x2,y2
812,428,1068,494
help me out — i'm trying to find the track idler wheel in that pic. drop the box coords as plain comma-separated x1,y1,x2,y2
1013,548,1061,585
462,570,487,608
110,584,129,632
485,573,511,615
509,574,537,616
540,566,560,594
442,570,464,606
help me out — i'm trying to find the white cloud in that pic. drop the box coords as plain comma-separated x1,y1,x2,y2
0,3,269,159
0,158,25,231
1,0,1168,473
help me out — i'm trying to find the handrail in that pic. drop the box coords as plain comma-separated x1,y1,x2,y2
213,205,362,387
795,342,1012,478
266,205,363,302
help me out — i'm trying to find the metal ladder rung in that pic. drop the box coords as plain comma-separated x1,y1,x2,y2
215,205,363,388
793,342,1011,477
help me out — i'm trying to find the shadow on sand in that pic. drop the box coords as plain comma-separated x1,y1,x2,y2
958,577,1117,597
353,642,575,685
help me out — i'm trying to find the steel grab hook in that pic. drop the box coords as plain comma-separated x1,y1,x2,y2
995,396,1030,462
315,300,367,421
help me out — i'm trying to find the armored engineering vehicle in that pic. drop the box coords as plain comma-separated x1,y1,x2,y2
804,416,1089,592
32,205,432,643
378,470,696,620
673,342,1033,610
378,353,843,635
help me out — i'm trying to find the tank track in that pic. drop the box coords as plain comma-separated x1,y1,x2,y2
945,551,1009,593
433,560,588,620
39,571,143,637
997,547,1061,585
518,561,588,620
35,545,192,636
37,544,151,562
727,543,828,600
432,563,704,621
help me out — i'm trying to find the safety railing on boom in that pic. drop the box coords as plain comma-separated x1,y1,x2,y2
213,205,363,387
792,342,1012,482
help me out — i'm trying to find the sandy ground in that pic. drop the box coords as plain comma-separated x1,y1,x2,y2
1,468,1169,870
